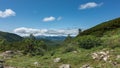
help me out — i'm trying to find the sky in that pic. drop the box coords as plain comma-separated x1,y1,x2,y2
0,0,120,36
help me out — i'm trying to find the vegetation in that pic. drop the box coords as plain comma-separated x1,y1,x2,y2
0,31,23,42
0,17,120,68
75,35,102,49
78,17,120,37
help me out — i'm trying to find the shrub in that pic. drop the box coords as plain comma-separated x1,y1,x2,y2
77,35,102,49
62,45,76,53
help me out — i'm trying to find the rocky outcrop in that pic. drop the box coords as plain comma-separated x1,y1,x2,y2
91,51,110,62
0,50,23,59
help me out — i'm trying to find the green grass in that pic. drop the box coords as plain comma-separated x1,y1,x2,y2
3,46,119,68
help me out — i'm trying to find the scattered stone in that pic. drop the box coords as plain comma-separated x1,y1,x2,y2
33,62,39,66
59,64,71,68
91,51,110,62
54,58,61,63
80,64,91,68
117,55,120,59
4,66,16,68
2,50,14,59
112,62,118,66
91,53,98,59
73,51,77,53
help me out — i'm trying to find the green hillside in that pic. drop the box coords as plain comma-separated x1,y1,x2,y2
0,31,23,42
78,17,120,37
0,18,120,68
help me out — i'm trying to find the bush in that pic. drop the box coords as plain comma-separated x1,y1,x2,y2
77,35,102,49
62,45,76,53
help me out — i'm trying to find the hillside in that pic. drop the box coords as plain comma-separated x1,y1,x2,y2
0,31,23,42
78,17,120,37
0,18,120,68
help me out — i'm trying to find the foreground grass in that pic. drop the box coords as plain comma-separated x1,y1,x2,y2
4,47,120,68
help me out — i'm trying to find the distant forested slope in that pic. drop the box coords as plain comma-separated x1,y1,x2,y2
0,31,23,42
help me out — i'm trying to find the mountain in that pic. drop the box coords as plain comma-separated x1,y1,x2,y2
0,31,23,42
36,36,66,41
78,17,120,37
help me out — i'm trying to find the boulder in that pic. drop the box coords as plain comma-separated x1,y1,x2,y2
59,64,71,68
54,58,61,63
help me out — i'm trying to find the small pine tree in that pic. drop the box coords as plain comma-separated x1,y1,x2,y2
64,34,72,43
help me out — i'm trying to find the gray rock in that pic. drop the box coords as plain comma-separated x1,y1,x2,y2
80,64,93,68
59,64,71,68
54,58,61,63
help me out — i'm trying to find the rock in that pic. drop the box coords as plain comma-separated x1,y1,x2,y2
111,62,117,66
91,53,98,59
2,50,14,59
0,64,4,68
5,51,14,54
117,55,120,59
91,51,110,62
103,55,109,61
54,58,61,63
80,64,93,68
73,51,77,53
33,62,40,67
4,66,16,68
33,62,39,66
81,64,89,68
59,64,71,68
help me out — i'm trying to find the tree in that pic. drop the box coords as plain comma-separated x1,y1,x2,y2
78,28,82,34
30,34,36,40
64,34,72,43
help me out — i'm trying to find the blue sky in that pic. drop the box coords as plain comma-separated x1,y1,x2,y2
0,0,120,36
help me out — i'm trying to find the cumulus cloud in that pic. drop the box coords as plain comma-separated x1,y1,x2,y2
13,27,78,36
0,9,16,18
42,16,62,22
79,2,103,10
43,16,56,22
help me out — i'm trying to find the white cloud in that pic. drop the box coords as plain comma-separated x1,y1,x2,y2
13,27,78,36
79,2,103,10
43,16,55,22
42,16,62,22
0,9,16,18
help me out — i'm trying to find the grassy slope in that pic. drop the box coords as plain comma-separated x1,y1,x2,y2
78,17,120,37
